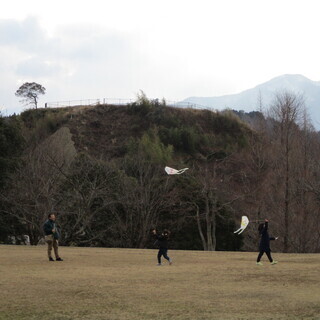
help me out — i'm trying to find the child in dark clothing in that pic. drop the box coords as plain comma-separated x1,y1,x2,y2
152,229,172,266
257,219,278,265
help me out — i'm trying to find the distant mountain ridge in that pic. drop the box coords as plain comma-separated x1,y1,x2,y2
182,74,320,128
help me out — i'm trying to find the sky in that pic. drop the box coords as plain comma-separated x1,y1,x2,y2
1,0,320,114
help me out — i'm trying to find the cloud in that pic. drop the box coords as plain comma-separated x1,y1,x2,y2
0,16,135,62
16,58,64,77
0,14,249,114
0,16,144,112
0,17,48,52
57,26,134,63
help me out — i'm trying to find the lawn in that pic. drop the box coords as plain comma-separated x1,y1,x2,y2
0,245,319,320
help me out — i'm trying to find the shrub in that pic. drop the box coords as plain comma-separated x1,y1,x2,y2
20,108,68,144
126,128,173,165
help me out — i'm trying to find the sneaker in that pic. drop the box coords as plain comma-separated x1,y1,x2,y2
49,257,54,261
169,259,173,265
271,261,278,265
256,262,263,266
156,263,162,266
56,257,63,261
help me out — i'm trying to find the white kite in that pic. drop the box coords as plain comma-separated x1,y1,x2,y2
234,216,249,235
165,166,189,175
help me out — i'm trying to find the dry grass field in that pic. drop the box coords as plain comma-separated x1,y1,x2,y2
0,245,319,320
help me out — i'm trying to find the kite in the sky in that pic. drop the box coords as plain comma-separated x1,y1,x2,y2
165,166,189,175
234,216,249,235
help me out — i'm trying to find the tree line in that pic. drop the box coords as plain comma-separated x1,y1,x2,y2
1,91,320,252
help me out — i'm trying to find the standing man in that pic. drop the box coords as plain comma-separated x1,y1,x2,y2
43,213,63,261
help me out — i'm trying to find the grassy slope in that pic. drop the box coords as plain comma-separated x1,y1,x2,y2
62,104,249,159
19,104,251,163
66,105,143,159
1,246,319,320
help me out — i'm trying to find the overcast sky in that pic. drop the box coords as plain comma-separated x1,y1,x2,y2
1,0,320,114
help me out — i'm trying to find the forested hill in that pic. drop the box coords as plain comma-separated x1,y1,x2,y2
1,93,320,253
39,101,249,160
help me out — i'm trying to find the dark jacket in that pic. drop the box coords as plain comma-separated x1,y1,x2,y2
43,219,60,240
154,234,169,249
259,222,275,252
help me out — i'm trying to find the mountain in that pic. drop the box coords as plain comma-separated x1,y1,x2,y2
182,74,320,128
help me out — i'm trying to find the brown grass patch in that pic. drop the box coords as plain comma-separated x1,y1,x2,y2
0,246,319,319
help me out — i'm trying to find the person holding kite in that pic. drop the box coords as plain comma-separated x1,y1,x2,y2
43,213,63,262
152,229,173,266
256,219,278,265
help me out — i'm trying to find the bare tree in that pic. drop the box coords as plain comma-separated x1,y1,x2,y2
109,155,177,248
296,122,320,252
54,154,118,246
190,152,243,251
1,127,76,244
269,91,304,252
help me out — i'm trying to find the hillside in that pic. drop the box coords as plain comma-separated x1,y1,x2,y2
1,96,320,253
65,103,249,159
2,101,249,251
19,101,250,160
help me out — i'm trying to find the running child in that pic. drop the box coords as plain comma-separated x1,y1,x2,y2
152,229,172,266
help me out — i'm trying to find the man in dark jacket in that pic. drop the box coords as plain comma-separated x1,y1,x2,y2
43,213,63,261
256,219,277,265
152,229,172,266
